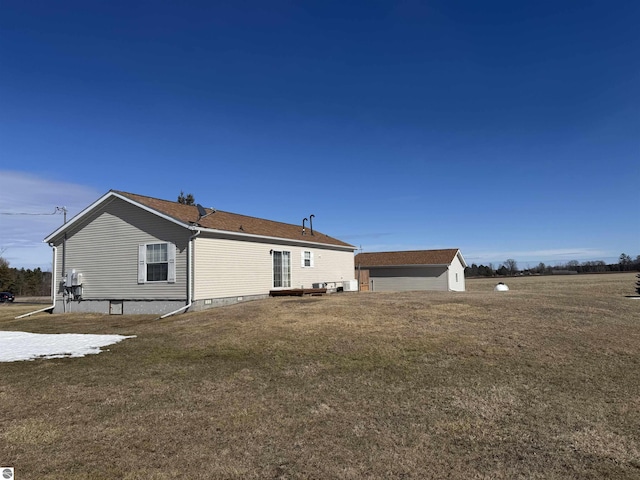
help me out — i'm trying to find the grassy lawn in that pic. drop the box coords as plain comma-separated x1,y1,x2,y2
1,273,639,479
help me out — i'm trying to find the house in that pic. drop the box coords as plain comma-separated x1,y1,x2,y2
43,191,357,315
354,249,467,292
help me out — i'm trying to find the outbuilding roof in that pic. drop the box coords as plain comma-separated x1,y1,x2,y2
355,249,466,267
45,190,355,249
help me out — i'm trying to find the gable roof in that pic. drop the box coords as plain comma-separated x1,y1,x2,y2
355,249,467,268
45,190,355,249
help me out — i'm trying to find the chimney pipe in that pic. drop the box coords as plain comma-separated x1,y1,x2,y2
309,214,315,235
302,217,308,235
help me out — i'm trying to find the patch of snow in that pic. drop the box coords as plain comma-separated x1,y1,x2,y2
0,331,136,362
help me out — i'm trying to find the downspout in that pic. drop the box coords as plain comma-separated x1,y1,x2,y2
16,244,57,319
159,229,200,319
62,233,66,312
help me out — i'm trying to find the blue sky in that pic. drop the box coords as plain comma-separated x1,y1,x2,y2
1,0,638,270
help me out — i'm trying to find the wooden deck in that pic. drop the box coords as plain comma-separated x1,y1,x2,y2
269,288,327,297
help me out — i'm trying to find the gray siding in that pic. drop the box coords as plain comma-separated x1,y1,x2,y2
369,266,448,292
52,197,189,302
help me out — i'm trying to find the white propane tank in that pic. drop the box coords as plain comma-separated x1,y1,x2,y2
494,282,509,292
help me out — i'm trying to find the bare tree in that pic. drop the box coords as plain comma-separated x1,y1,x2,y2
504,259,518,276
536,262,547,274
619,253,632,271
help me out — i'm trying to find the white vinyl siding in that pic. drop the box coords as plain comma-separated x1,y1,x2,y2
193,237,355,299
447,255,466,292
294,248,352,289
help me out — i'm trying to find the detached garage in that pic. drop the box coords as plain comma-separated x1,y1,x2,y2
355,249,467,292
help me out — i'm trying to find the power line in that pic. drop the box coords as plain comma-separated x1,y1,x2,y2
0,207,67,221
0,211,58,215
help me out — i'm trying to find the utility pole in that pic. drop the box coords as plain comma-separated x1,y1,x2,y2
56,206,67,224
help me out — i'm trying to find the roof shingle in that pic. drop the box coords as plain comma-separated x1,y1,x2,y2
114,191,354,248
354,249,462,267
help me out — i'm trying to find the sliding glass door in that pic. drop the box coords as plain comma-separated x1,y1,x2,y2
273,251,291,288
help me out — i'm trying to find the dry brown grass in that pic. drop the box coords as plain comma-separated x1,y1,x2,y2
1,273,639,479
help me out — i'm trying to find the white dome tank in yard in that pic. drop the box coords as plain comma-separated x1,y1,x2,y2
494,282,509,292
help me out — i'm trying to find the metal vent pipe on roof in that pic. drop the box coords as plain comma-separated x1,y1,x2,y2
309,214,314,235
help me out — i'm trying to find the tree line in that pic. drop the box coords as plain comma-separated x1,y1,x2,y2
465,253,640,278
0,257,52,296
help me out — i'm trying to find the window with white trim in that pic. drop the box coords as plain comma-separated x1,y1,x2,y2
138,243,176,283
301,250,314,268
273,250,291,288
